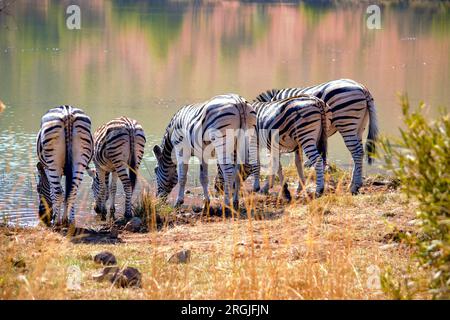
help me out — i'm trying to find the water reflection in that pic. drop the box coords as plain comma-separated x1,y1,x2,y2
0,0,449,224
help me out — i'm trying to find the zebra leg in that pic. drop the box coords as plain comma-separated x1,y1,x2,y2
343,135,364,194
260,150,277,194
175,163,188,208
65,163,87,224
277,163,291,202
50,175,64,226
94,169,108,220
199,161,210,213
116,165,133,220
233,164,240,211
303,144,325,197
251,164,261,192
109,172,118,220
295,148,306,194
219,163,236,214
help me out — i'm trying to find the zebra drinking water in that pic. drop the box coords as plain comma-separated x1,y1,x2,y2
153,93,257,213
86,117,146,220
214,95,328,200
255,79,378,194
36,105,93,226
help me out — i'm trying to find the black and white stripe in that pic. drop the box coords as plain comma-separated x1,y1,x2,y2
87,117,146,220
215,95,328,198
36,105,93,225
255,79,378,194
152,93,256,212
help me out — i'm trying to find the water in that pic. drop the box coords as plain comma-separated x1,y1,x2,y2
0,0,449,225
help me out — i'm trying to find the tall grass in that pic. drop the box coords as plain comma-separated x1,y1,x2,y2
381,96,449,299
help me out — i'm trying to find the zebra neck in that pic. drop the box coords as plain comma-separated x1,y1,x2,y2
159,131,175,167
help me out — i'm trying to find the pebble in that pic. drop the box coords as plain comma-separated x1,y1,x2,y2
93,251,117,266
124,217,142,232
168,249,191,264
111,267,142,288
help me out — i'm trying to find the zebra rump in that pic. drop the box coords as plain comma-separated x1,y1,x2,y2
36,105,93,226
87,117,146,220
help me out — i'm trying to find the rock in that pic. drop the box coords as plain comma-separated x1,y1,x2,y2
124,217,142,232
382,212,396,218
110,227,119,239
92,266,120,282
12,258,26,269
289,246,302,261
111,267,142,288
93,251,117,265
168,249,191,264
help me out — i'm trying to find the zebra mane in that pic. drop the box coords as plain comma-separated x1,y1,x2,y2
254,89,279,102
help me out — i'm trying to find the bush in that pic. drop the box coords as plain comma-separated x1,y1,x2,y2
133,188,174,230
381,95,449,299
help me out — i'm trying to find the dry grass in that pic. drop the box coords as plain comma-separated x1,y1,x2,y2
0,168,430,299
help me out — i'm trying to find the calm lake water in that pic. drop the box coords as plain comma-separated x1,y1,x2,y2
0,1,449,225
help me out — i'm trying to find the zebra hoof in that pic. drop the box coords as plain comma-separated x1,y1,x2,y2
282,185,292,202
350,185,361,195
233,200,239,211
174,200,184,208
315,188,325,198
110,206,116,215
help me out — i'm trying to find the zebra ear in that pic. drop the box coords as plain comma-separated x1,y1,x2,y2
153,145,163,162
86,167,96,178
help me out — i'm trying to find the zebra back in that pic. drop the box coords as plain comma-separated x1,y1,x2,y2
92,117,146,190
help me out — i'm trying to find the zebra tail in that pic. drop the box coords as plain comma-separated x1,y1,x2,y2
129,128,137,192
64,116,73,204
317,101,328,165
365,90,379,165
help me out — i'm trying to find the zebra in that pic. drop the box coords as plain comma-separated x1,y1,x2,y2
86,117,146,220
255,79,378,194
36,105,93,226
152,93,257,213
214,95,328,199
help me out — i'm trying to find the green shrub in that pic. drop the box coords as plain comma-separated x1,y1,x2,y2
381,95,449,299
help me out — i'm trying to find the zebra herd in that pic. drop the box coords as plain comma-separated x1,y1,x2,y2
35,78,378,226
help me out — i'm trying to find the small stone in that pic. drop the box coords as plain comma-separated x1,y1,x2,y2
93,251,117,265
110,227,119,239
382,212,396,218
289,246,302,261
185,190,191,194
12,258,26,269
111,267,142,288
124,217,142,232
168,249,191,264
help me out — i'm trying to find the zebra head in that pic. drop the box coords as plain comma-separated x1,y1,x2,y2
153,145,178,199
36,162,52,225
